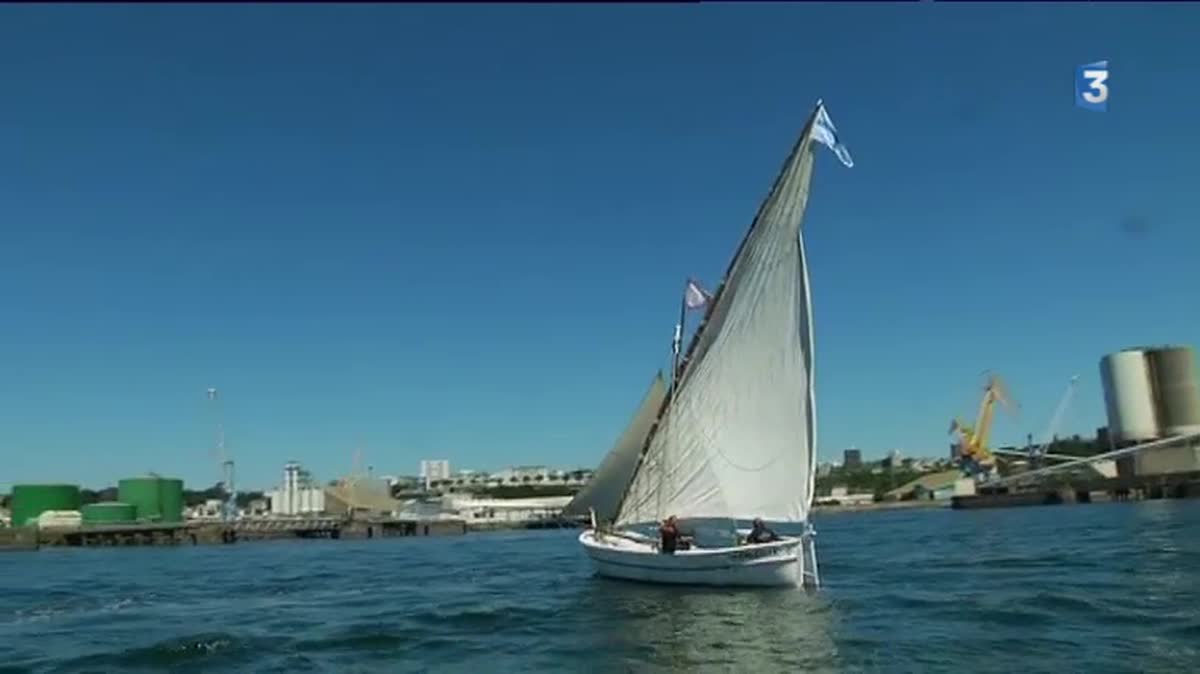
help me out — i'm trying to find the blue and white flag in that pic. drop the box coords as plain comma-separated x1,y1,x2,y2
812,102,854,168
684,278,712,310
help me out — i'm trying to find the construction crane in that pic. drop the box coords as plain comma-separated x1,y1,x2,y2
949,373,1016,479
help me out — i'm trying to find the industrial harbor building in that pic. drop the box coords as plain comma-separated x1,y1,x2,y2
1099,345,1200,477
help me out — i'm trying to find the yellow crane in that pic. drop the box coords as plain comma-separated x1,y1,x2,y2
949,373,1015,475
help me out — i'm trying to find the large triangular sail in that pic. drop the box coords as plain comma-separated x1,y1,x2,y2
615,102,833,528
562,372,668,522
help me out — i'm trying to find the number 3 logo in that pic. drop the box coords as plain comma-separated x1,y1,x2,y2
1082,69,1109,104
1076,60,1109,112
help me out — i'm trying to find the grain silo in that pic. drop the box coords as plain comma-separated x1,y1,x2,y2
10,484,82,527
118,476,163,522
1145,345,1200,437
1099,349,1160,444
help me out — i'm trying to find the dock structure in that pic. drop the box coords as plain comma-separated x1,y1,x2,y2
952,471,1200,510
953,431,1200,510
0,526,38,551
2,515,468,551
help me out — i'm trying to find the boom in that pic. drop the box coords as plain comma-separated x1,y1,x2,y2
1030,376,1080,458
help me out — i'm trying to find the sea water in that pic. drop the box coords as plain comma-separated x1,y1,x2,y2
1,501,1197,673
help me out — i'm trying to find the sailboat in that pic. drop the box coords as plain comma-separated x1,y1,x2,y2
577,99,853,588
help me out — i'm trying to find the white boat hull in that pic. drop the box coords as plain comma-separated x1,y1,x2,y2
579,529,813,588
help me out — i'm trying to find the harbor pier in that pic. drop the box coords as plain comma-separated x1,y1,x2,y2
3,515,468,551
952,470,1200,510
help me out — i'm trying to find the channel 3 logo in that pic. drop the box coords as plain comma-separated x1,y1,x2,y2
1076,60,1109,112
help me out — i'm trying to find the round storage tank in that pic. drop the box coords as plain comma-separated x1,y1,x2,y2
81,502,137,525
158,478,184,523
1100,350,1160,443
1147,346,1200,437
118,477,163,522
10,484,82,528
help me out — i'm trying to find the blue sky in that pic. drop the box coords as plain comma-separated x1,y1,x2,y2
2,4,1197,491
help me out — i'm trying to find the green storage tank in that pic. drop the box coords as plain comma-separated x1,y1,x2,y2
118,476,163,522
11,484,82,527
158,478,184,523
81,502,137,525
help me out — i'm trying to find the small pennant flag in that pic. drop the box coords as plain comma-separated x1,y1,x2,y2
812,101,854,168
684,279,712,310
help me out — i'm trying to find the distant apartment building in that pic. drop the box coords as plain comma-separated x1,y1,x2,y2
844,446,864,467
881,449,902,469
420,460,451,488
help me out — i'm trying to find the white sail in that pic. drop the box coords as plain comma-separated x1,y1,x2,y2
562,372,668,522
616,110,821,528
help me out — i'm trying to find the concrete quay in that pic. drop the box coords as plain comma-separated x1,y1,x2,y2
0,515,468,551
952,470,1200,510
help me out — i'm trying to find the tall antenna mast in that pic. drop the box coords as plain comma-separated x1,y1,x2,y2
207,387,236,522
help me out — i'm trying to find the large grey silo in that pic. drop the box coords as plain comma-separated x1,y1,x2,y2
1146,345,1200,437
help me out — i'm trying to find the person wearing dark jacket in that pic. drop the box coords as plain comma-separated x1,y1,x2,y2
745,518,779,545
659,515,681,554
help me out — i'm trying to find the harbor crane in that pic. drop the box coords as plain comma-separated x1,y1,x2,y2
1029,375,1080,459
949,373,1016,479
967,375,1118,480
997,375,1115,478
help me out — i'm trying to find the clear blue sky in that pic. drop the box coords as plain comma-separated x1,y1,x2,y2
2,4,1197,491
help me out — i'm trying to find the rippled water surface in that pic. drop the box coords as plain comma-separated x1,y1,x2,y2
2,501,1198,673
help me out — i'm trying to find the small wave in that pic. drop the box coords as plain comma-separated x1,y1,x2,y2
49,632,259,671
1167,621,1200,639
7,595,142,626
295,628,414,653
407,603,560,633
1022,589,1158,626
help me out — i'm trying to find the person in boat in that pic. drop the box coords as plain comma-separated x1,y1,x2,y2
744,518,779,545
659,515,693,554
